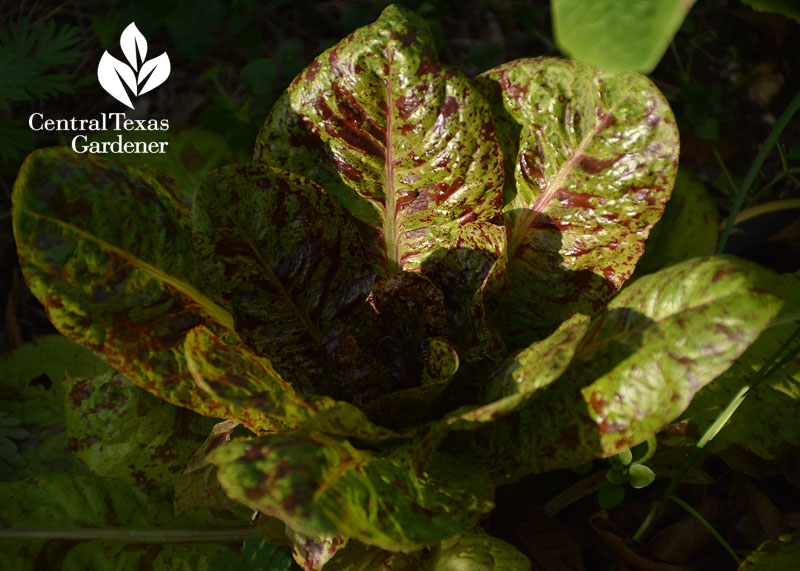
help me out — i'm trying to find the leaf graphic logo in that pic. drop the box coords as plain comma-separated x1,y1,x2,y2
97,23,170,109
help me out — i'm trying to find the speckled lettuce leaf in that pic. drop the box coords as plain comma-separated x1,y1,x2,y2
452,257,782,480
210,432,494,551
476,58,679,347
635,168,718,275
288,530,347,571
64,371,217,486
440,313,591,434
323,541,426,570
419,221,508,362
0,334,109,479
11,148,255,425
254,4,504,273
184,326,396,441
739,532,800,570
193,164,376,401
679,273,800,461
428,533,531,570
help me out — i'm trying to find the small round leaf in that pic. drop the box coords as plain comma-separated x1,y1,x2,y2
599,482,625,509
629,464,656,489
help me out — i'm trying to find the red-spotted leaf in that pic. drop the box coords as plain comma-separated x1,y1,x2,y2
192,163,377,401
10,148,260,426
679,273,800,462
210,432,495,551
64,371,217,486
254,4,504,273
451,257,782,481
442,313,591,433
476,58,679,346
184,326,396,441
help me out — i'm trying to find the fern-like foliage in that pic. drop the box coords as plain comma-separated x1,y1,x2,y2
0,411,29,481
0,18,83,110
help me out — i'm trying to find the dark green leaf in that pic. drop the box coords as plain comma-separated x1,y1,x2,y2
598,482,625,510
323,541,426,570
184,326,396,441
0,334,108,479
740,0,800,23
636,168,719,275
175,420,246,515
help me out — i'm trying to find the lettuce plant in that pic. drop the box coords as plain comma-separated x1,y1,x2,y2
11,5,787,569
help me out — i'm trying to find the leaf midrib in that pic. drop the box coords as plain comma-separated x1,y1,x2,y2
507,94,626,262
24,210,234,330
232,218,324,344
383,53,401,273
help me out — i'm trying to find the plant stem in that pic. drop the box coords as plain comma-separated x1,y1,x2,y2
750,167,800,202
669,495,741,565
717,88,800,253
0,526,263,543
719,198,800,229
633,324,800,542
711,146,739,200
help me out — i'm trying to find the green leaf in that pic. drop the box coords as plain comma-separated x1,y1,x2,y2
679,274,800,461
628,464,655,489
11,149,262,428
606,469,625,486
635,168,719,275
210,538,298,571
175,420,247,515
434,313,590,434
741,0,800,23
60,541,231,571
0,471,254,566
323,541,426,570
598,482,625,510
739,533,800,569
427,533,531,570
0,19,82,104
64,372,217,486
254,4,504,273
630,436,657,464
552,0,696,73
193,163,377,401
455,256,782,480
0,334,108,479
184,326,396,441
476,58,679,346
210,432,494,551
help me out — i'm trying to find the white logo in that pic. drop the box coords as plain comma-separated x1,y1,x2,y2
97,23,170,110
